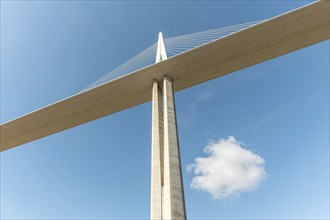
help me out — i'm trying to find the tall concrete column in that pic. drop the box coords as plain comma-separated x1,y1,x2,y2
151,33,186,220
151,80,164,220
162,76,186,220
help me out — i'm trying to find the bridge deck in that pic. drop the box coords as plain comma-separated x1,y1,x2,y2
1,0,329,151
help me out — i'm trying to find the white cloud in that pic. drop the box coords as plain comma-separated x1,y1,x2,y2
187,136,267,199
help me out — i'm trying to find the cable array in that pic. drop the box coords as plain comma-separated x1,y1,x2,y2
165,20,264,57
84,43,157,91
83,20,264,91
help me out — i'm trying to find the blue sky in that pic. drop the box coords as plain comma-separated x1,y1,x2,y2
1,1,329,219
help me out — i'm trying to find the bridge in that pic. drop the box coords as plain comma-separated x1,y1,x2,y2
1,1,329,219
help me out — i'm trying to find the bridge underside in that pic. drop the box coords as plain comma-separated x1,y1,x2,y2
1,0,329,151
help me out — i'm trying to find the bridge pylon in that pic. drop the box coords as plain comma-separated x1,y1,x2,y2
150,32,186,220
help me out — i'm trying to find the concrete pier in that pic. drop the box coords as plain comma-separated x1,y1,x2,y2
151,77,186,220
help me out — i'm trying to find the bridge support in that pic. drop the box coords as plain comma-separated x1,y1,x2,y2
151,77,186,220
151,80,164,220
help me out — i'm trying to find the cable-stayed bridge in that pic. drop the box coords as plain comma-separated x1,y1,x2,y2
2,1,328,152
1,1,329,219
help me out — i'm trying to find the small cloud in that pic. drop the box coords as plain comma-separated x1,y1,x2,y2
187,136,267,199
197,90,212,102
179,90,212,130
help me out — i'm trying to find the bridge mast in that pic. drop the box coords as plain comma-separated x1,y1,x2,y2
151,32,186,220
